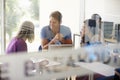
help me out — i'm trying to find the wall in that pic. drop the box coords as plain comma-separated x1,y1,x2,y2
85,0,120,23
39,0,81,35
104,0,120,23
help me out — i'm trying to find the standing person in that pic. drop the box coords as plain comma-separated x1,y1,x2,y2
91,13,104,43
80,14,104,46
6,21,35,54
40,11,72,50
80,20,92,46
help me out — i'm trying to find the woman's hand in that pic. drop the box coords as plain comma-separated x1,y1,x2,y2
54,33,63,41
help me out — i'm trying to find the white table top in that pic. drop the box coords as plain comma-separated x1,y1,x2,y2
75,62,115,76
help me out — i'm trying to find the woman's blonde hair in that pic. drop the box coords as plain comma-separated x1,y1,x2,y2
16,21,35,43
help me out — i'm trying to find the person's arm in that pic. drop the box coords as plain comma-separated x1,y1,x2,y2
41,38,55,49
40,27,53,49
41,33,72,49
61,38,72,44
41,34,61,49
56,33,72,44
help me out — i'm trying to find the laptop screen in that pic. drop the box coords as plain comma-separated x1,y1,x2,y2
48,44,73,50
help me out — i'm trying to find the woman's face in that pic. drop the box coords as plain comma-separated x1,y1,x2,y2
49,17,60,32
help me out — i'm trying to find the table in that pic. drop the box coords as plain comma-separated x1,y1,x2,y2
75,62,115,76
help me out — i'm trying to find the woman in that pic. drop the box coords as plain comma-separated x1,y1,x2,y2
40,11,72,50
91,14,104,43
6,21,35,54
81,14,104,46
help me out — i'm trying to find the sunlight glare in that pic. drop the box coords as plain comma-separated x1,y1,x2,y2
18,0,31,9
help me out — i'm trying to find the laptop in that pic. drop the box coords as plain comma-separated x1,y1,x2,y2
48,44,73,50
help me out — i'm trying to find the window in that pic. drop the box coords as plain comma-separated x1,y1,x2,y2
0,0,84,54
5,0,40,52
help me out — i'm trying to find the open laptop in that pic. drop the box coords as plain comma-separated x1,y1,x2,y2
48,44,73,50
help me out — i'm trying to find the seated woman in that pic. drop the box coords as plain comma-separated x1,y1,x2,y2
77,14,109,80
39,11,72,50
81,14,104,47
6,21,35,54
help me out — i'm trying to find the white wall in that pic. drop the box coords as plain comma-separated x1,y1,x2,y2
85,0,104,19
104,0,120,23
39,0,81,36
40,0,120,33
85,0,120,23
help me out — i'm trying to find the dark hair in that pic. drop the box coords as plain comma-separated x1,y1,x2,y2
91,14,102,21
49,11,62,23
91,14,102,29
